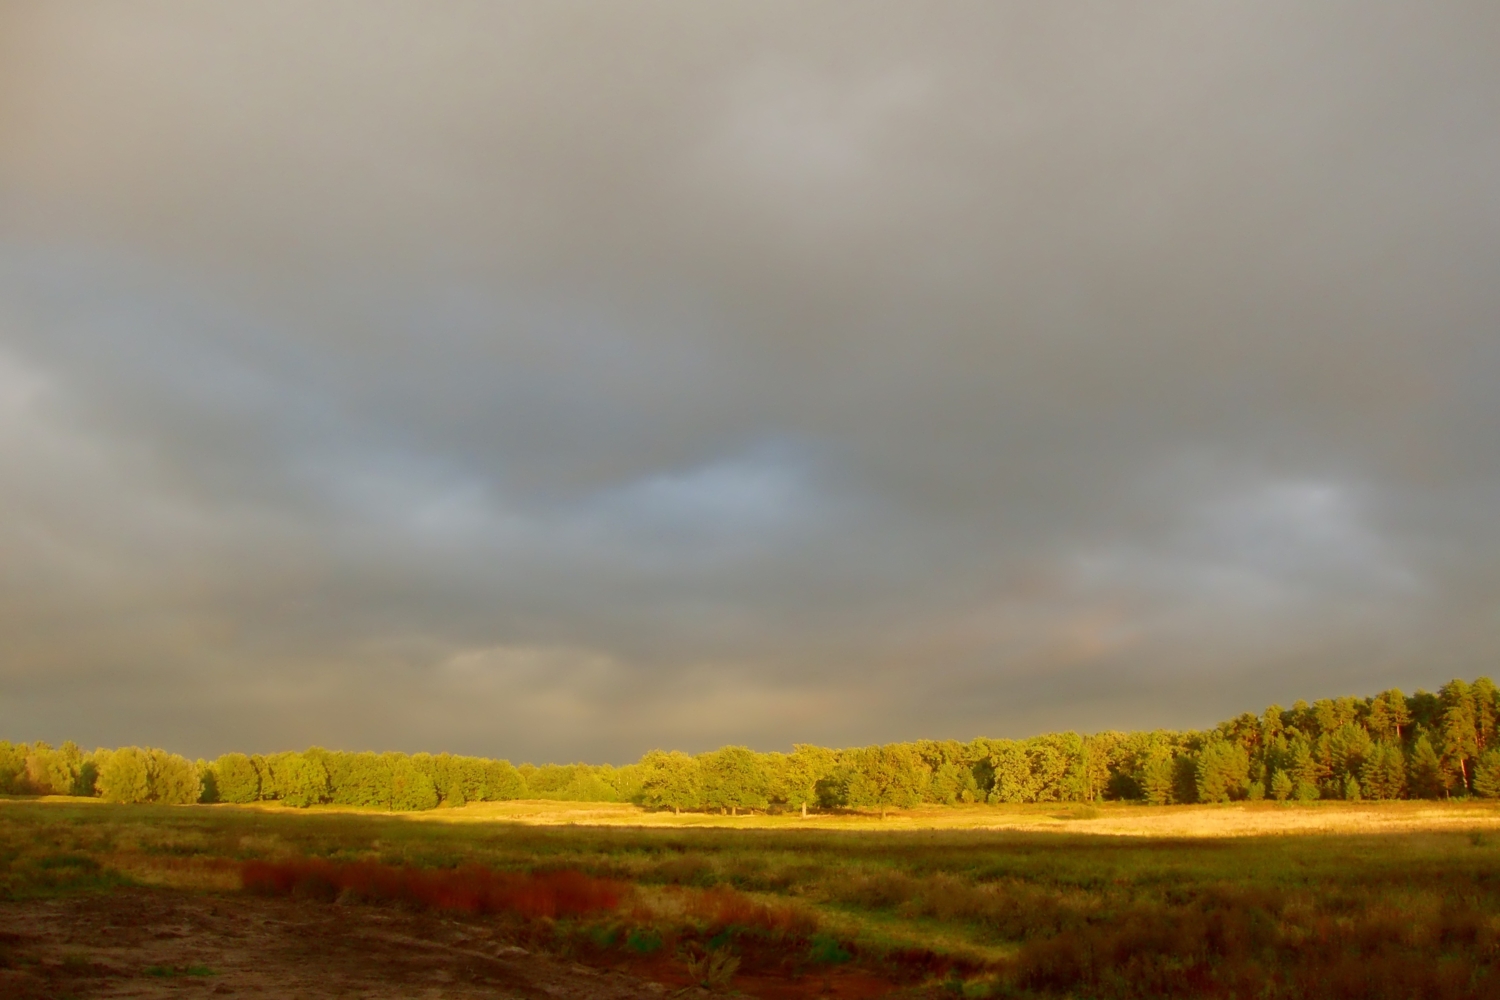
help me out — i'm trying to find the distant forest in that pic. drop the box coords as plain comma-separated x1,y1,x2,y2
5,678,1500,813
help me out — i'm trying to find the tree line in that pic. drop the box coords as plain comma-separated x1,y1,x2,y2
5,677,1499,812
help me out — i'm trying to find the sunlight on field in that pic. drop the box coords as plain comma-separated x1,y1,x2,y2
7,797,1500,997
385,797,1500,838
16,794,1500,838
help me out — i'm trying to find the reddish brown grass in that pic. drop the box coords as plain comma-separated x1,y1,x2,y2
240,858,625,918
680,884,818,935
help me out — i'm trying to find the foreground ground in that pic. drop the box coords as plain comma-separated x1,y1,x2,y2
0,887,674,1000
3,798,1500,998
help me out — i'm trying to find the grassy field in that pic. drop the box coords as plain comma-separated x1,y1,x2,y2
4,797,1500,997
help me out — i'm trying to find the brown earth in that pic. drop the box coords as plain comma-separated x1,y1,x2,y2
0,889,912,1000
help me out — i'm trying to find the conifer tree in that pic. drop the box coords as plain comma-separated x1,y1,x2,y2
1195,742,1249,803
1440,679,1480,792
1472,750,1500,799
1140,757,1175,805
1409,733,1447,799
1360,742,1406,800
1366,689,1411,742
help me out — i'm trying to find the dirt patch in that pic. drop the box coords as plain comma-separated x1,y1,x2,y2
0,888,915,999
0,887,675,999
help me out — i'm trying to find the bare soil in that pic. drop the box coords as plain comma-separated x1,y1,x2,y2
0,889,909,1000
0,888,682,1000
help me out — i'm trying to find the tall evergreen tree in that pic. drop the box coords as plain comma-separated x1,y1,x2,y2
1409,732,1448,799
1195,742,1250,803
1439,679,1480,792
1365,689,1411,742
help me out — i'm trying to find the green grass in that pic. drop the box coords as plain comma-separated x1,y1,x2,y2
3,799,1499,996
145,964,217,977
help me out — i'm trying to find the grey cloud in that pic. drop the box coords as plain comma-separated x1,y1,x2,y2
0,2,1498,760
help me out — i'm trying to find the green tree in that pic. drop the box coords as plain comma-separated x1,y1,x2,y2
1360,742,1406,800
1472,749,1500,799
1030,733,1091,803
250,755,274,800
274,751,330,808
699,746,771,813
1439,679,1480,793
1328,723,1374,787
1269,769,1294,802
927,761,980,805
1139,756,1176,805
97,747,151,804
196,760,218,803
390,757,439,811
146,749,201,804
1409,732,1448,799
215,753,261,803
1286,736,1322,800
843,743,928,816
1195,742,1250,803
0,742,27,793
639,750,701,813
1366,689,1412,742
1472,677,1499,753
780,744,837,812
482,759,526,800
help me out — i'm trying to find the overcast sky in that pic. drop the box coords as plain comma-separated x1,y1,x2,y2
1,2,1497,762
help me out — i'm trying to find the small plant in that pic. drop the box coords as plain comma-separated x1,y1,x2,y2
683,946,740,991
1069,806,1099,820
808,933,852,965
626,927,663,954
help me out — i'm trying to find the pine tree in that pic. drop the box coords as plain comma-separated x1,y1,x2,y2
1409,733,1447,799
1140,757,1175,805
1440,680,1480,793
1195,742,1250,803
1359,742,1406,800
1472,750,1500,799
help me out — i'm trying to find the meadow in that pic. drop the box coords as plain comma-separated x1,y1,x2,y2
3,797,1500,998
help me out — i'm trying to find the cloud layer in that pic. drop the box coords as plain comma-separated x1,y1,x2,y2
1,2,1498,760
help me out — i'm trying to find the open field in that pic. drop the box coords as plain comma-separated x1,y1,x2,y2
367,797,1500,838
3,798,1500,997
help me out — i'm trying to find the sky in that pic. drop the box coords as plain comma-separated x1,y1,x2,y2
1,2,1498,763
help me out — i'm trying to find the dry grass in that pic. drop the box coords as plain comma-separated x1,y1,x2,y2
368,797,1500,838
7,797,1500,997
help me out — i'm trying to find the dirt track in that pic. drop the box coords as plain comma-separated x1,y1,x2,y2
0,888,684,1000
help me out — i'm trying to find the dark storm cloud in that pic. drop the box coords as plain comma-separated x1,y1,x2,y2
1,2,1498,760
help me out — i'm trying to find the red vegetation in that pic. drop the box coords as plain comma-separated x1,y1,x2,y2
679,884,818,935
240,858,625,918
